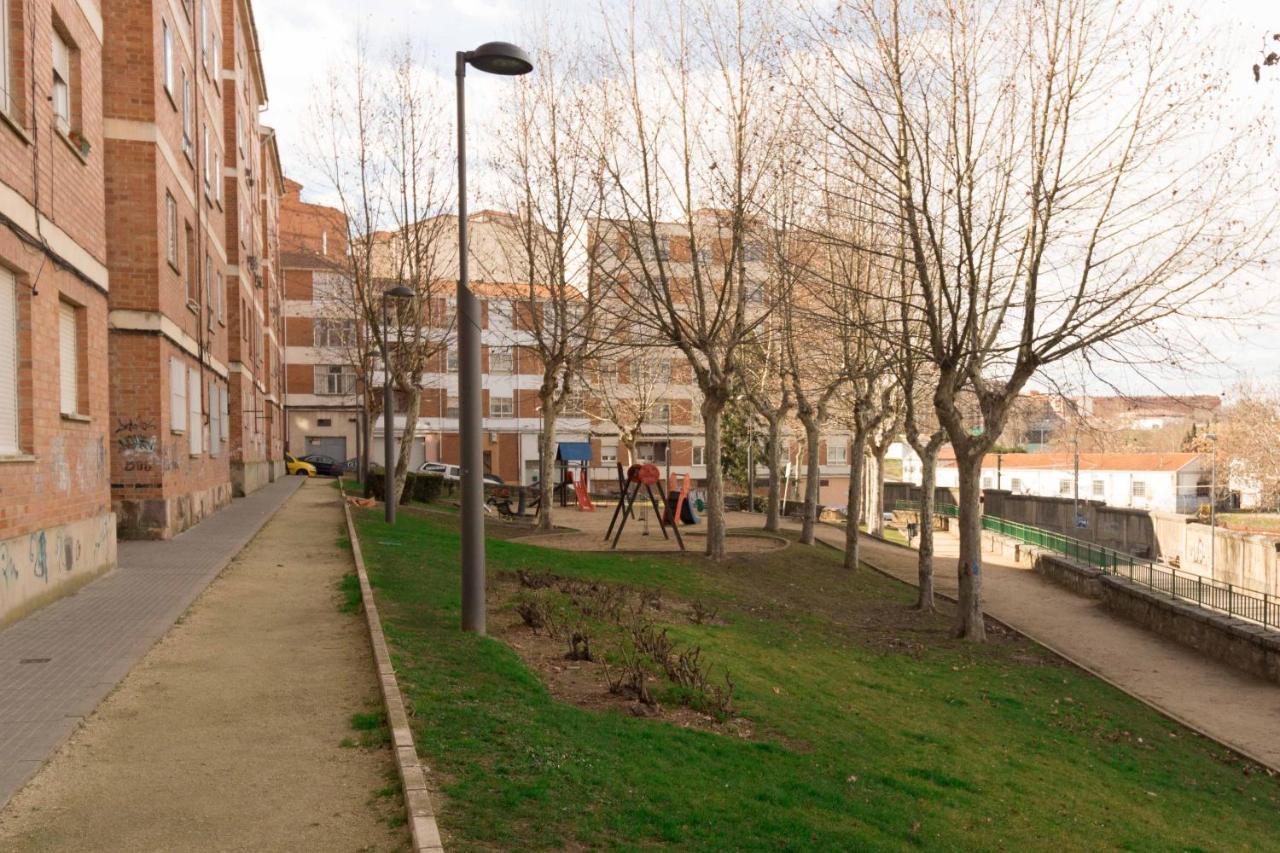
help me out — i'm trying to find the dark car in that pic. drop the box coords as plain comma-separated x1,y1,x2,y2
300,454,342,476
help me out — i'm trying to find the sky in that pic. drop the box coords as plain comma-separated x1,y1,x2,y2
255,0,1280,400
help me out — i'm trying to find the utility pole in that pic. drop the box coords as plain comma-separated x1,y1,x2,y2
1208,432,1218,579
1073,434,1080,529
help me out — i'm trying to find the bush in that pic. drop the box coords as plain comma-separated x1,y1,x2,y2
364,469,445,505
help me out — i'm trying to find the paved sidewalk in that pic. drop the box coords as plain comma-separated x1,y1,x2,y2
0,476,303,808
785,518,1280,771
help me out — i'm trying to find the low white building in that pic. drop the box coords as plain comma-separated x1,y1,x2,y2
936,451,1206,514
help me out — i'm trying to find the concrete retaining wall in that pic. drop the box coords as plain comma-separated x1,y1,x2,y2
1034,552,1280,685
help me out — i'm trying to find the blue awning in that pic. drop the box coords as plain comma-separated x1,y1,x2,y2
557,442,593,462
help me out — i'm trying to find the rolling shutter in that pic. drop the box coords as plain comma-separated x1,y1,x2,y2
0,269,18,453
170,357,186,431
58,302,77,415
187,367,201,455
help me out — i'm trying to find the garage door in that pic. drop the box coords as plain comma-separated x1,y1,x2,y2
305,436,347,461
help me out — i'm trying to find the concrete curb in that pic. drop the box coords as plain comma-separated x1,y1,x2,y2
811,528,1280,775
339,488,445,852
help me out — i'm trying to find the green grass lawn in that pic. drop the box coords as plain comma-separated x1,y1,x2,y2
356,508,1280,851
1219,513,1280,533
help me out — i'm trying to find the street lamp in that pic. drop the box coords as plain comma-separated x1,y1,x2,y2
457,41,533,635
1207,432,1218,579
381,285,414,524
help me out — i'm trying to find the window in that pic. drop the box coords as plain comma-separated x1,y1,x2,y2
1059,479,1073,496
826,441,847,464
181,70,192,154
0,268,18,453
169,357,186,431
212,33,219,76
314,365,355,396
216,270,224,322
1010,478,1023,493
982,476,993,489
602,444,618,464
638,237,669,262
650,402,670,424
563,391,586,416
1092,479,1105,498
317,418,331,427
202,124,210,188
489,346,513,373
1132,480,1147,499
692,444,705,466
490,396,513,417
51,28,72,134
214,150,221,202
187,367,201,454
208,379,220,456
204,254,213,330
165,193,178,268
200,0,208,68
185,223,196,302
446,348,458,373
58,301,80,415
314,318,354,348
445,396,459,419
162,19,173,95
219,384,228,442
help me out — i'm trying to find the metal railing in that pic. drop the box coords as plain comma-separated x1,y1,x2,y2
891,499,1280,629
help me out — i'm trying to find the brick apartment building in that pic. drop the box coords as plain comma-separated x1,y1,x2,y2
279,179,360,463
101,0,282,538
0,0,117,624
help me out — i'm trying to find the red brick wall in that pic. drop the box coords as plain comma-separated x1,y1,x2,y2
0,0,111,546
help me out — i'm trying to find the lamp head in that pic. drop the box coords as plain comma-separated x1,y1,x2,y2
465,41,533,76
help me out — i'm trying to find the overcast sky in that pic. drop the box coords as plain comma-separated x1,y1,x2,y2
256,0,1280,399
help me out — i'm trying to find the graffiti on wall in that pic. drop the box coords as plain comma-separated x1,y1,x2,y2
0,544,17,587
28,531,47,583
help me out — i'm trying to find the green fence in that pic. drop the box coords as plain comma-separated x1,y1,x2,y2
891,499,1280,629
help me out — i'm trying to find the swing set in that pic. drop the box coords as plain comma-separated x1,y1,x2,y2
603,463,699,550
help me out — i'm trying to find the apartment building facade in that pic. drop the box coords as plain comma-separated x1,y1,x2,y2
0,0,117,624
219,0,283,494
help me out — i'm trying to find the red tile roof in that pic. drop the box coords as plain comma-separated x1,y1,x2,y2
938,451,1202,472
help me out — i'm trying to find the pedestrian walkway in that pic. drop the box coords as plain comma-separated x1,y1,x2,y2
786,518,1280,771
0,479,404,850
0,476,303,809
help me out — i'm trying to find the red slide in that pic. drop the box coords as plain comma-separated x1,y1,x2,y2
574,478,595,511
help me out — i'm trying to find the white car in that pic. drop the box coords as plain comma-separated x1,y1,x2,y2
417,462,505,487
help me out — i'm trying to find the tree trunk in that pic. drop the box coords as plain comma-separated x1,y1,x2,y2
869,445,888,538
843,431,868,570
702,395,727,559
360,389,374,498
392,387,420,505
537,391,557,532
800,415,821,545
915,446,938,612
764,415,782,533
953,455,986,640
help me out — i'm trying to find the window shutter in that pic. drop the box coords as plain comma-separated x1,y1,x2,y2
58,302,77,415
220,385,229,441
188,367,201,454
0,269,18,454
208,379,220,456
170,357,186,430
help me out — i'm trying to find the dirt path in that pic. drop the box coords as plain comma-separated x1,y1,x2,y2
783,517,1280,772
0,481,406,852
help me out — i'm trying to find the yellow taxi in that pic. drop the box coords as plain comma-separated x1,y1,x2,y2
284,452,316,477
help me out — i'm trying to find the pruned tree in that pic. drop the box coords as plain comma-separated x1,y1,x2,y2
865,396,903,538
812,0,1278,638
594,0,790,558
737,314,792,532
310,37,453,505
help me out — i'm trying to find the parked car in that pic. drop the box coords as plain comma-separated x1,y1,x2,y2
416,462,504,487
284,453,316,477
342,458,360,473
300,454,342,476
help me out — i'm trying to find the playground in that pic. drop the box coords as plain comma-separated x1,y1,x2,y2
516,461,787,554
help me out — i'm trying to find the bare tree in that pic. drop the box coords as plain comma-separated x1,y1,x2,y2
865,398,903,539
581,347,674,467
813,0,1277,638
737,315,792,532
594,0,789,558
487,39,610,529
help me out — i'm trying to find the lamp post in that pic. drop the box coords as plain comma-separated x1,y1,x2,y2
381,285,415,524
1072,434,1080,530
1207,432,1218,579
457,41,533,635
